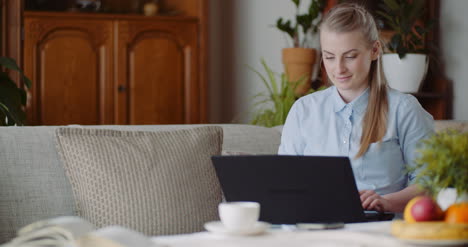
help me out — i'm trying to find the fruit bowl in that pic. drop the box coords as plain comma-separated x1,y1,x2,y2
391,220,468,242
398,195,468,245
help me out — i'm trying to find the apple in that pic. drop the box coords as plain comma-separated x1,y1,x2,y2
404,196,443,222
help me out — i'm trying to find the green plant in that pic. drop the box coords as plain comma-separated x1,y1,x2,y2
409,129,468,198
276,0,325,48
249,59,321,127
0,57,32,126
377,0,434,59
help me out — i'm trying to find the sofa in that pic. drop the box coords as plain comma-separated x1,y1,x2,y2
0,121,466,243
0,124,282,242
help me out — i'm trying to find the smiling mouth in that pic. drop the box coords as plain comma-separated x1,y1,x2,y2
336,76,352,81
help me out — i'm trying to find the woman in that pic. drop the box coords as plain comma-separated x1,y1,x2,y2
278,3,434,213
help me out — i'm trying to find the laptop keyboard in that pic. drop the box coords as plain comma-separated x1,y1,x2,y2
364,211,395,222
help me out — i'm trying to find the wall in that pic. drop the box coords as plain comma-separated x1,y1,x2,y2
440,0,468,120
209,0,468,123
209,0,315,123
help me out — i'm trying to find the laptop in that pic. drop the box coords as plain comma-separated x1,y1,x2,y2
211,155,394,224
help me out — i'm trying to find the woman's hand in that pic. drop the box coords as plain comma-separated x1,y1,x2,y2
359,190,392,212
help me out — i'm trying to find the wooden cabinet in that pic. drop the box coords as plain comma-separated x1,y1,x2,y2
24,11,206,125
115,19,199,124
24,15,114,125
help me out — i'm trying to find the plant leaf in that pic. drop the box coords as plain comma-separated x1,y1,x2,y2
261,59,279,95
0,57,32,88
383,0,399,12
0,57,20,71
376,10,395,25
410,129,468,197
0,62,29,126
0,83,24,126
380,0,432,57
246,63,273,96
397,46,407,59
22,75,32,89
292,0,300,8
389,34,402,52
248,59,325,127
276,18,295,40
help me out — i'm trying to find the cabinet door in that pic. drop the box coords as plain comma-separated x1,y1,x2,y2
24,15,114,125
115,19,199,124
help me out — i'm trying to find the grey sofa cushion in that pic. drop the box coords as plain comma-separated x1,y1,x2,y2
0,124,280,243
55,126,223,236
0,127,76,243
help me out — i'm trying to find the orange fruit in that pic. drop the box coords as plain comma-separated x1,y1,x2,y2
445,202,468,223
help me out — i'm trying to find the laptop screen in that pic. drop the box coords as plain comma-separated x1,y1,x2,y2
211,155,367,224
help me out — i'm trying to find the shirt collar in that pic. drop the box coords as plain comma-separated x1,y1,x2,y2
332,86,369,115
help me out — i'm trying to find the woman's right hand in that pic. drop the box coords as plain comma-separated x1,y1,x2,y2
359,190,392,212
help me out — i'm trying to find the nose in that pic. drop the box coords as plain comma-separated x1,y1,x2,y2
337,59,347,74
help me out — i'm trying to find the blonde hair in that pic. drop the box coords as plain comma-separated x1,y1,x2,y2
320,3,389,158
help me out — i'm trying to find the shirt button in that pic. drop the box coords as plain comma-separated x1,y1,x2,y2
343,140,347,144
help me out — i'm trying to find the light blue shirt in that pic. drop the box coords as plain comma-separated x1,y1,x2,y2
278,86,434,195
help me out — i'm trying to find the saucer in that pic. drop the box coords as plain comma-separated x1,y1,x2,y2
204,221,270,236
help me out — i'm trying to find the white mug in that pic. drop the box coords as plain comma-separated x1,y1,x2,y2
218,202,260,230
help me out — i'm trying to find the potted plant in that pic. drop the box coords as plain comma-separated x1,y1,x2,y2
0,57,32,126
249,59,322,127
276,0,325,96
409,129,468,210
377,0,434,93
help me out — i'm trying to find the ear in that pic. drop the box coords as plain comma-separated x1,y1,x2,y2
371,41,380,61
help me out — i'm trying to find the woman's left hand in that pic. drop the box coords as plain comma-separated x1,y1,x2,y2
359,190,392,212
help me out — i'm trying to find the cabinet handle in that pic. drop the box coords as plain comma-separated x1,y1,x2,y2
118,85,127,92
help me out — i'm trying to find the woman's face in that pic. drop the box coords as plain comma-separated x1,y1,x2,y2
320,29,379,102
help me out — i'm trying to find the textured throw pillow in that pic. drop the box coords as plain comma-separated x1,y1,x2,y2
55,126,223,236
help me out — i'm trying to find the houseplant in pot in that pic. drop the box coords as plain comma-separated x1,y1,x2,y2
377,0,434,93
249,59,322,127
0,57,32,126
276,0,325,96
409,129,468,211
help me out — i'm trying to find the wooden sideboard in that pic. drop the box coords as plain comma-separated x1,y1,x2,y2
24,9,207,125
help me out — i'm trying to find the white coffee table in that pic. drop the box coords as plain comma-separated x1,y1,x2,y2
151,221,414,247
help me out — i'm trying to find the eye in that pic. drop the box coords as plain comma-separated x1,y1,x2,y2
324,57,335,60
345,55,357,59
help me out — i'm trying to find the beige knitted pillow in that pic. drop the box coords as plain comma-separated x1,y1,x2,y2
55,126,223,236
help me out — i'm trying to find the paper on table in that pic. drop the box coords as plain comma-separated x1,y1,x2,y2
78,226,162,247
2,216,164,247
